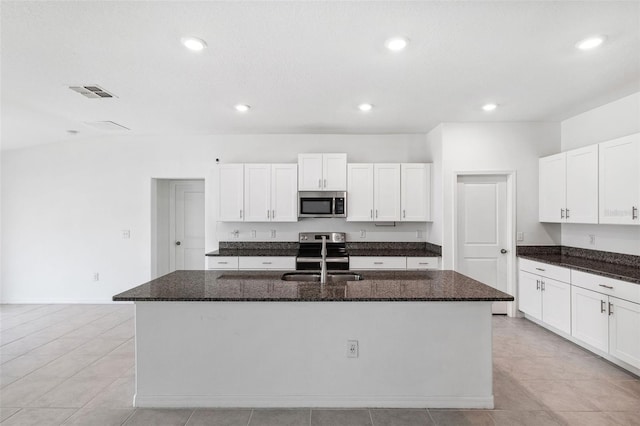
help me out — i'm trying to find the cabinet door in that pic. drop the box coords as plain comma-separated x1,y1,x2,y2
298,154,324,191
401,163,431,221
599,133,640,225
271,164,298,222
347,164,374,222
571,286,609,353
244,164,271,222
218,164,244,221
518,270,542,320
566,145,599,224
374,164,401,221
541,278,571,334
539,153,566,223
323,153,347,190
609,297,640,369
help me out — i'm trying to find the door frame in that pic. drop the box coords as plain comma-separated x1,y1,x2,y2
453,170,517,317
169,180,205,272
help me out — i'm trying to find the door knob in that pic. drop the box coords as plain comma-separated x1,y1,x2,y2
175,241,181,246
500,249,507,254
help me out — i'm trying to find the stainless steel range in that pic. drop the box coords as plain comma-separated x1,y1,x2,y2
295,232,349,271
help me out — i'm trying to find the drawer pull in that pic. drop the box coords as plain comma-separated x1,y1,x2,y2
535,268,546,272
373,262,384,265
218,262,228,264
262,262,273,265
418,262,429,265
599,284,614,289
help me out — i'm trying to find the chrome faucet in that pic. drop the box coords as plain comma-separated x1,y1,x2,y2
320,236,328,284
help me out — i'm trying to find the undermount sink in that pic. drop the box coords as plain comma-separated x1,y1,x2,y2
281,272,363,282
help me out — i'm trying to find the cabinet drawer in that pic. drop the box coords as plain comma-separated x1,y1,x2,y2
519,258,570,283
208,256,239,270
238,256,296,270
572,270,640,305
406,257,439,270
350,257,407,270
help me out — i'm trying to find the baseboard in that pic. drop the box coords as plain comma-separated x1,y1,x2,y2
133,393,494,409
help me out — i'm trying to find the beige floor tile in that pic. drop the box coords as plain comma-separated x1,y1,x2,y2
67,338,128,357
249,409,310,426
519,380,599,412
370,409,433,426
492,371,543,410
186,409,252,426
428,410,494,426
611,380,640,398
0,407,21,422
31,354,99,378
570,379,640,411
311,409,371,426
489,410,564,426
83,377,134,409
29,375,119,408
62,407,135,425
0,374,65,407
556,411,620,426
0,407,76,426
72,354,134,379
122,408,194,426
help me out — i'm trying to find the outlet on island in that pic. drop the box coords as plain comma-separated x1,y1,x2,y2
347,339,359,358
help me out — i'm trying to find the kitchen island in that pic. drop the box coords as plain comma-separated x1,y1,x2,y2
113,270,513,409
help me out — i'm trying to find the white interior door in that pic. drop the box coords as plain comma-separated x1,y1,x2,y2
172,181,205,271
456,175,509,314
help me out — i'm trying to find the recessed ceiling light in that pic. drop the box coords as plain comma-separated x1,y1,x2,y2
181,36,207,51
385,37,409,52
482,103,498,112
575,35,606,50
358,103,373,112
235,104,251,112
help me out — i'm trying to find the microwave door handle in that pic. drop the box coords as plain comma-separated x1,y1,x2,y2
332,197,336,215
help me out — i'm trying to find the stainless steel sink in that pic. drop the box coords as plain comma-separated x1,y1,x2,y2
281,272,363,282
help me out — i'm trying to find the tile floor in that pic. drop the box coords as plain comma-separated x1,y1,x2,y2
0,304,638,425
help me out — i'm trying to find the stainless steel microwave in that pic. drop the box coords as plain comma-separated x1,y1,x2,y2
298,191,347,218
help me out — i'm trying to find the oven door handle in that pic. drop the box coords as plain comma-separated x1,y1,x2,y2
296,257,349,263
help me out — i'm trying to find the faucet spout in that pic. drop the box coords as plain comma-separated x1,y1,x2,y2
320,236,328,284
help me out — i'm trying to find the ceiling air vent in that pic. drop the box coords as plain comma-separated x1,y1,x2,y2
83,121,130,131
69,85,117,99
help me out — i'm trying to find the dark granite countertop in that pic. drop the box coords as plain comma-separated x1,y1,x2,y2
113,270,513,302
348,249,441,257
206,248,298,257
518,253,640,285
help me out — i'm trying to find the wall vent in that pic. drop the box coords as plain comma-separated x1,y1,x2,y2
69,85,117,99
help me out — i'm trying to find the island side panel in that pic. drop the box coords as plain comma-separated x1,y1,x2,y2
134,301,493,408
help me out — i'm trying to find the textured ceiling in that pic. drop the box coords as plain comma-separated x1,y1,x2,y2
2,1,639,150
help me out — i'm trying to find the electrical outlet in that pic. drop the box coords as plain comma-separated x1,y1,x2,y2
251,230,256,238
589,234,596,245
517,232,524,242
93,272,100,281
360,230,366,238
270,229,276,238
416,230,423,239
121,229,130,239
231,230,239,238
347,340,359,358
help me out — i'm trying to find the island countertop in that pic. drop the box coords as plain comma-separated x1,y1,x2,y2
113,270,513,302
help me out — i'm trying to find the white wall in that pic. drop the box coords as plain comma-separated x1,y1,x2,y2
439,123,562,269
1,134,428,303
560,92,640,255
425,124,443,246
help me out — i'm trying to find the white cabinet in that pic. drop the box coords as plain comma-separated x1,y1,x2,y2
599,133,640,225
572,285,609,352
225,164,297,223
539,146,598,224
518,270,571,334
406,257,439,270
401,163,431,221
298,153,347,191
374,164,401,221
518,259,571,334
207,256,239,270
238,256,296,270
217,164,245,221
347,163,374,221
350,257,407,270
608,297,640,369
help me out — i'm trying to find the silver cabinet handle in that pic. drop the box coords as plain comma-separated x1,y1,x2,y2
599,284,614,289
370,209,373,219
218,261,228,264
375,209,378,218
267,210,270,219
535,267,545,272
403,210,406,218
272,210,275,219
240,210,243,219
541,281,545,291
262,262,272,265
536,279,540,290
418,262,429,265
633,206,638,220
324,179,327,188
374,262,384,265
318,179,322,188
561,208,565,219
600,300,606,313
609,302,614,316
566,208,570,219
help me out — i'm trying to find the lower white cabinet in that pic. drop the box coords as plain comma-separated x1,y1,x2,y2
406,257,439,270
572,284,640,369
208,256,239,270
238,257,296,270
518,270,571,334
350,257,407,270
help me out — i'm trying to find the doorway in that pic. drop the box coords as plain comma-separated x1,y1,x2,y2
454,173,516,315
151,179,205,278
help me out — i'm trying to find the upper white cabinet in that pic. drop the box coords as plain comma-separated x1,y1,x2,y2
298,153,347,191
374,163,401,221
401,163,431,221
244,164,297,222
599,133,640,225
347,163,431,222
218,164,245,222
539,146,598,224
347,163,374,221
